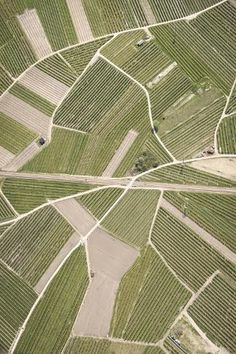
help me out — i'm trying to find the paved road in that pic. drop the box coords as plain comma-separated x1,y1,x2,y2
161,198,236,266
0,171,236,194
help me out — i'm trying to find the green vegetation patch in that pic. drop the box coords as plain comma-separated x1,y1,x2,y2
188,274,236,353
165,191,236,253
110,246,191,342
0,193,16,222
22,128,88,175
0,260,37,353
64,337,165,354
10,82,56,116
2,177,93,214
102,189,160,248
77,187,123,220
141,164,236,187
217,114,236,154
0,205,74,286
152,208,236,291
0,112,37,155
16,246,89,354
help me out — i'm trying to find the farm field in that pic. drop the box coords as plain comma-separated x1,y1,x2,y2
141,163,236,187
2,178,93,213
64,337,165,354
217,114,236,154
102,189,160,248
188,274,236,352
110,246,191,342
151,208,236,291
164,191,236,253
0,205,74,286
0,260,37,353
0,0,235,353
15,246,89,354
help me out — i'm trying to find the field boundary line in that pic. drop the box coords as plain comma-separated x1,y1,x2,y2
148,190,163,244
159,270,220,348
99,53,176,162
214,76,236,153
52,124,87,134
0,190,19,216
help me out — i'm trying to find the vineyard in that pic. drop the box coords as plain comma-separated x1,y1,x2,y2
15,247,89,354
0,260,37,353
188,274,236,352
151,208,236,291
0,205,74,286
0,0,235,353
110,246,191,342
102,189,160,248
164,191,236,253
217,114,236,154
141,163,236,187
2,177,92,213
64,337,165,354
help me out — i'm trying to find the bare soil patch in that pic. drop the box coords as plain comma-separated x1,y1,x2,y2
4,142,40,172
17,9,52,59
190,158,236,181
0,147,14,169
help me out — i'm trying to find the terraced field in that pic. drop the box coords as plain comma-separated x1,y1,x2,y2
15,246,89,354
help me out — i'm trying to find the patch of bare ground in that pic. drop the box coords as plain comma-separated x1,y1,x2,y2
73,227,138,337
0,93,50,135
0,147,14,169
34,231,80,294
190,157,236,181
66,0,94,42
139,0,157,25
54,198,97,236
17,9,52,59
102,130,138,177
18,67,70,105
4,142,40,172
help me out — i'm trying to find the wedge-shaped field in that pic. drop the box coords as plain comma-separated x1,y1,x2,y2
0,223,13,237
15,247,89,354
150,7,236,94
54,58,136,131
102,189,160,248
151,208,236,291
188,274,236,352
0,66,12,94
0,112,37,155
161,97,225,159
32,0,78,50
36,54,77,87
10,82,56,116
101,31,173,85
0,261,37,353
141,164,236,187
165,191,236,253
64,337,165,354
77,187,123,220
110,246,191,342
226,85,236,115
217,114,236,154
22,128,88,174
0,193,16,222
0,206,74,286
61,37,112,76
2,178,92,214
